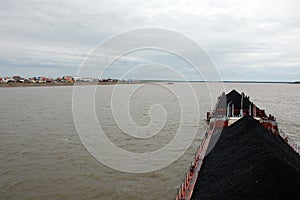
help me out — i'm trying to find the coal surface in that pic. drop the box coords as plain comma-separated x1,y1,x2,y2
191,115,300,200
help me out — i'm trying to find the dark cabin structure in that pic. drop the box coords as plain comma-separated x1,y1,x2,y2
212,90,267,119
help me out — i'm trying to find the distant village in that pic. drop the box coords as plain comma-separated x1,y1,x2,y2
0,75,136,86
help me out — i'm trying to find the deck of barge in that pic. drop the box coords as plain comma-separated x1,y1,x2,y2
191,115,300,200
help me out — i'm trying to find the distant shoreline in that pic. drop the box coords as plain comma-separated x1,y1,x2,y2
0,81,298,88
0,81,142,88
0,82,74,88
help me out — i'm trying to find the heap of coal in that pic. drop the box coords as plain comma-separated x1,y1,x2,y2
191,115,300,200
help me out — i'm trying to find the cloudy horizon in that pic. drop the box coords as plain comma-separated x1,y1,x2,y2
1,0,300,81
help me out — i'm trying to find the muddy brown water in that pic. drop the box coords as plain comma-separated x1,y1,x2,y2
1,83,299,199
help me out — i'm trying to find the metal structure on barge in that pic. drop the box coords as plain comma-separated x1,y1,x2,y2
175,90,299,200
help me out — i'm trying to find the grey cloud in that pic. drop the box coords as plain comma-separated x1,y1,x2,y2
0,0,299,81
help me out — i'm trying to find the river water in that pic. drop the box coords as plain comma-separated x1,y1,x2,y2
1,83,299,200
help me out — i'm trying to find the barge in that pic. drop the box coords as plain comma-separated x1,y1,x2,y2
176,90,300,200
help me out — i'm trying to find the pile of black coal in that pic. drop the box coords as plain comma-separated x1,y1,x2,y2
191,115,300,200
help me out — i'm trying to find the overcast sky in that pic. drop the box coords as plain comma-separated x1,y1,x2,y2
1,0,300,81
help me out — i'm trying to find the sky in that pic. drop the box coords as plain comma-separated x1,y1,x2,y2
0,0,300,81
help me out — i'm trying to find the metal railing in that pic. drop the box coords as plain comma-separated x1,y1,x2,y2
175,126,215,200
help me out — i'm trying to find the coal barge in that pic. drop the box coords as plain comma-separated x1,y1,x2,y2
176,90,300,200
